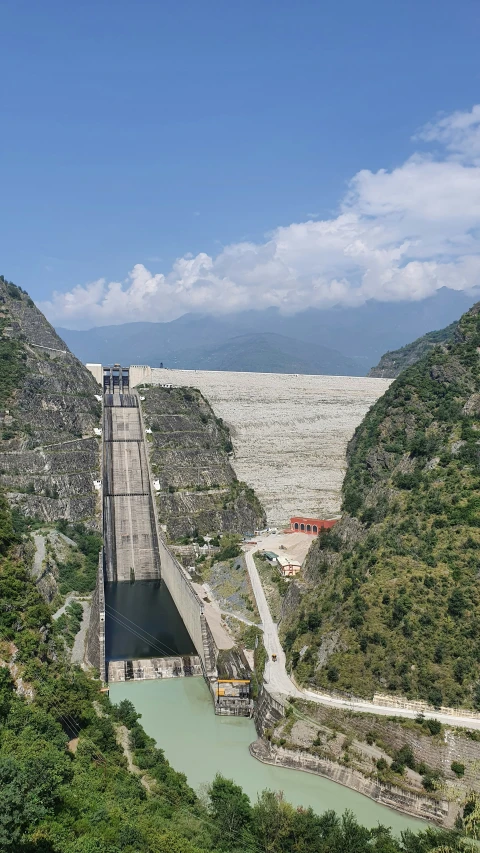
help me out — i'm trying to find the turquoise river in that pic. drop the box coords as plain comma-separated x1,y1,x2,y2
109,678,427,836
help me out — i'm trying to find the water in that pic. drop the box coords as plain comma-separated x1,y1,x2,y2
109,677,427,835
105,581,195,660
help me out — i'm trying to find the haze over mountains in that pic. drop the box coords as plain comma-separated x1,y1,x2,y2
58,287,479,376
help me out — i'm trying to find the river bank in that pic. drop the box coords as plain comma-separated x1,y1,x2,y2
249,738,454,827
109,677,426,834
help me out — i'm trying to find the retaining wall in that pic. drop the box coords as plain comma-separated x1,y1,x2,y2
250,740,456,827
157,534,214,674
136,390,217,678
86,551,106,681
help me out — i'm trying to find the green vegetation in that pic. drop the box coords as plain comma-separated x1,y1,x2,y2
0,494,471,850
369,321,458,378
53,600,84,649
285,303,480,708
217,533,242,561
241,624,267,697
54,520,102,594
0,320,27,413
254,554,288,621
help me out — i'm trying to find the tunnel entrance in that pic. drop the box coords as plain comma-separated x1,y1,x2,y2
105,580,196,662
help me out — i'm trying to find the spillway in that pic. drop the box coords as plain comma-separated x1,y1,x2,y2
87,365,217,686
103,393,160,582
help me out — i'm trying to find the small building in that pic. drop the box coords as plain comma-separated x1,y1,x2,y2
277,555,301,577
290,517,338,534
262,551,278,563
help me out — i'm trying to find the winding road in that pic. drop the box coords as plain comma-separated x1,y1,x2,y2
244,545,480,731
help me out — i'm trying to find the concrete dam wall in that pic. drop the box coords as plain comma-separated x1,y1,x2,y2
156,535,217,678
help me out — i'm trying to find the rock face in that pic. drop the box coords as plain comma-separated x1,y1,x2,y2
249,739,453,826
368,322,457,378
283,302,480,708
0,277,101,525
141,385,265,539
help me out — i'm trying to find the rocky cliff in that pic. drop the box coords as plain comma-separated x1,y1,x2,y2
0,276,101,525
282,303,480,709
141,385,265,540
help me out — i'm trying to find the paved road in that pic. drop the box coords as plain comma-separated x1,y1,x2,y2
52,593,77,620
244,547,301,697
244,546,480,730
72,601,91,664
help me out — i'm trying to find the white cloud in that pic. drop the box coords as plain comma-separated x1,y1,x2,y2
40,105,480,328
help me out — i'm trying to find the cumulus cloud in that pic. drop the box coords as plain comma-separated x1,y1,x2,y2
40,105,480,328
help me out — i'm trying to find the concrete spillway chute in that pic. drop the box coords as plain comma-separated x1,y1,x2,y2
88,364,218,685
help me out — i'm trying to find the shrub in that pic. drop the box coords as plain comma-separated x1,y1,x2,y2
451,761,465,778
394,744,416,769
425,718,442,736
327,665,339,683
422,770,440,791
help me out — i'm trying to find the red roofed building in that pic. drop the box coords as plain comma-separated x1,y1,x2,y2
290,517,337,535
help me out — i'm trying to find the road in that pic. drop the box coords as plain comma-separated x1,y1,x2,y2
72,600,91,664
244,547,301,697
244,545,480,730
32,534,46,579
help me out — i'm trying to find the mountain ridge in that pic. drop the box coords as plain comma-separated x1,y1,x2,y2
0,274,101,525
369,322,459,378
56,287,479,375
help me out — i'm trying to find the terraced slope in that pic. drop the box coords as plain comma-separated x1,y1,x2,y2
0,276,101,525
141,384,265,539
282,303,480,709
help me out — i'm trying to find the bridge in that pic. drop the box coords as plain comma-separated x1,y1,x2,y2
88,365,217,684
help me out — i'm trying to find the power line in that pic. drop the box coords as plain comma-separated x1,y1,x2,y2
105,601,187,658
0,624,107,767
104,608,185,661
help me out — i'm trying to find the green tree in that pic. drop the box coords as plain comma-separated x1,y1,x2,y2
208,774,252,850
0,750,69,847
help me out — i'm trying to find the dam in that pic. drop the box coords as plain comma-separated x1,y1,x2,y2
87,363,390,526
88,365,219,694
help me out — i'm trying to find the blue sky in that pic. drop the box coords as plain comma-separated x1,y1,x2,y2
1,0,480,327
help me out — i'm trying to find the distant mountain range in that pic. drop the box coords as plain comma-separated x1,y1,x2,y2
177,333,364,375
57,287,480,376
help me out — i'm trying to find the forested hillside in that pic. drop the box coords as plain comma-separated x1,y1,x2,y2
282,303,480,709
368,322,457,378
